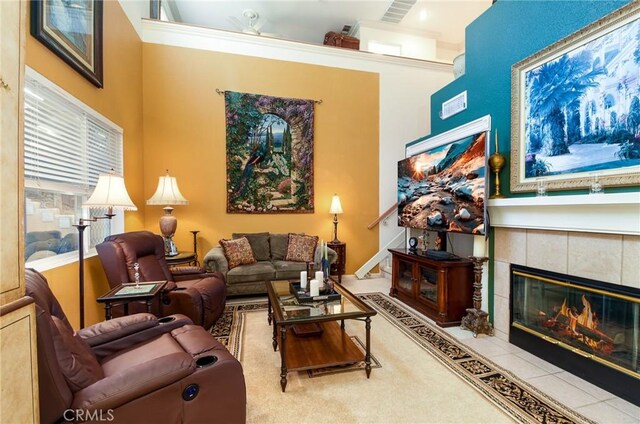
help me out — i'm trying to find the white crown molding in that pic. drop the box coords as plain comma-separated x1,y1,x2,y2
141,19,453,72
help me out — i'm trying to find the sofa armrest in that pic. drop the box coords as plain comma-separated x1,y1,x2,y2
79,314,193,360
327,247,337,265
77,314,158,347
71,352,195,412
171,266,217,282
162,288,205,326
203,246,229,274
313,246,338,268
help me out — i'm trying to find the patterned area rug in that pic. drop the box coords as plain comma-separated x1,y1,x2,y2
211,293,593,424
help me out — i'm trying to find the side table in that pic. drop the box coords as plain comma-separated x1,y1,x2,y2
166,251,197,267
327,241,346,283
97,281,167,320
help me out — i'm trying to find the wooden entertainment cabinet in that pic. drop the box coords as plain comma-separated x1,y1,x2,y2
388,248,474,327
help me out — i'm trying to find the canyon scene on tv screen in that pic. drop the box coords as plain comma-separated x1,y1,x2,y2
397,132,486,235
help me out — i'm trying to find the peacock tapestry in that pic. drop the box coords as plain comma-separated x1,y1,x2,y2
225,91,314,213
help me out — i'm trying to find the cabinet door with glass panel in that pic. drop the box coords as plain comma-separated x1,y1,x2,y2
396,258,415,296
417,265,438,305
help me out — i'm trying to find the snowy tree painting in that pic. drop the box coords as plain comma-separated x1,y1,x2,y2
522,15,640,181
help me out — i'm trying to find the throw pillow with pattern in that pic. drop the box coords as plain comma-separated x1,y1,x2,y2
219,237,256,269
285,233,318,263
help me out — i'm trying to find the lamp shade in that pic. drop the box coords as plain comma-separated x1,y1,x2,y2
84,174,137,210
329,194,343,214
146,172,189,206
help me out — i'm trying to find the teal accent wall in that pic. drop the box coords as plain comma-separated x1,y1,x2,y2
429,0,634,196
417,0,635,325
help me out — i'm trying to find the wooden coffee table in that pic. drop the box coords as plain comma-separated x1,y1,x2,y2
265,280,377,392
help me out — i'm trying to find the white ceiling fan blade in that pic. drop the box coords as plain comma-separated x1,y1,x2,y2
259,32,281,38
252,18,266,32
226,16,245,31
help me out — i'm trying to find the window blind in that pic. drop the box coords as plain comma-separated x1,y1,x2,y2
23,68,126,270
23,70,123,190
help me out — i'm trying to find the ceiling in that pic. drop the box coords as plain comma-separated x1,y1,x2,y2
166,0,492,53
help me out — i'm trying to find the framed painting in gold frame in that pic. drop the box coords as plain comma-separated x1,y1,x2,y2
511,2,640,193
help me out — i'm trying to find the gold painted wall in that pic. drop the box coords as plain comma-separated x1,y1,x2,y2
25,1,144,327
142,45,379,274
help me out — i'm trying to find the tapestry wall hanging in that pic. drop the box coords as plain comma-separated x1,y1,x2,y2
225,91,314,213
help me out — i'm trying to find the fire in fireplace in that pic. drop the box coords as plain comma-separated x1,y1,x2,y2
510,265,639,406
551,295,614,354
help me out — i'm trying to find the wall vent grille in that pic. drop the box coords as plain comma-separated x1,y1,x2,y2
440,91,467,120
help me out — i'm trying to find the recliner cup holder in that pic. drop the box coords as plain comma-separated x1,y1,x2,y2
158,316,176,324
195,355,218,368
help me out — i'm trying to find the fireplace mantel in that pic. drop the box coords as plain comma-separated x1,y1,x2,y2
488,192,640,236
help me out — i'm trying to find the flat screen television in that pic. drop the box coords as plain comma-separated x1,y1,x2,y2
397,130,487,235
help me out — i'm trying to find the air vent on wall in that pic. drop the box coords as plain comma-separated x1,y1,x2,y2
381,0,417,24
440,91,467,120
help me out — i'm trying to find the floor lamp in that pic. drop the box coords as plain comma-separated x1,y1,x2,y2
75,172,137,328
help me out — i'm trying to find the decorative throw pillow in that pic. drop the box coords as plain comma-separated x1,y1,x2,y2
232,232,270,261
50,316,104,392
219,237,257,269
285,233,318,263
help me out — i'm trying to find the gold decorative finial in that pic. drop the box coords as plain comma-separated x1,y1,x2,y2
489,128,506,198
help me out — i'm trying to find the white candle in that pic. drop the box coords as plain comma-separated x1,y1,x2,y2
315,271,324,289
473,235,486,257
300,271,307,289
310,279,320,296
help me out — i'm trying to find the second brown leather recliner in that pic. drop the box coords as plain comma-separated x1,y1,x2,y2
96,231,226,329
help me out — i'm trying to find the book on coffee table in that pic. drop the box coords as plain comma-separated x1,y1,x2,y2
290,282,341,303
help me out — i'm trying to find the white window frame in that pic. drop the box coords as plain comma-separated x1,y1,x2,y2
24,67,126,272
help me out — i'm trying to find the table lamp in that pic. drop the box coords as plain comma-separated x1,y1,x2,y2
329,193,343,242
76,171,137,327
146,170,189,256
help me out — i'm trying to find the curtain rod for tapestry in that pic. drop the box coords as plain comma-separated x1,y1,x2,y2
215,88,322,104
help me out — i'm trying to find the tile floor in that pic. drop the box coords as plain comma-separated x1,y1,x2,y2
340,275,640,424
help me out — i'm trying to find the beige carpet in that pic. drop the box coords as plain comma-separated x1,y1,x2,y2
212,293,593,424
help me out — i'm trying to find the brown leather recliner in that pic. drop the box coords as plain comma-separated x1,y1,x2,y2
25,269,246,424
96,231,225,329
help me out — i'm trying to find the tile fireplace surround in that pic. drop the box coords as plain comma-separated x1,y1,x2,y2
487,192,640,408
489,193,640,342
492,227,639,341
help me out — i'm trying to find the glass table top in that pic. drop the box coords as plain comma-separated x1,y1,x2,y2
266,280,375,324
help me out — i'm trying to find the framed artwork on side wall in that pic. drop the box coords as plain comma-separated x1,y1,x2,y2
30,0,104,88
511,2,640,192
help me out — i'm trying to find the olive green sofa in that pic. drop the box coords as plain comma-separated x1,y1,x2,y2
203,232,336,296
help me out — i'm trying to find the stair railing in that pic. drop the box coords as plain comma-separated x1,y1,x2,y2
355,230,405,279
367,203,398,230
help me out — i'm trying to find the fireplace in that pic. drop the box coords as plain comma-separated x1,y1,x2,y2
510,264,640,405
